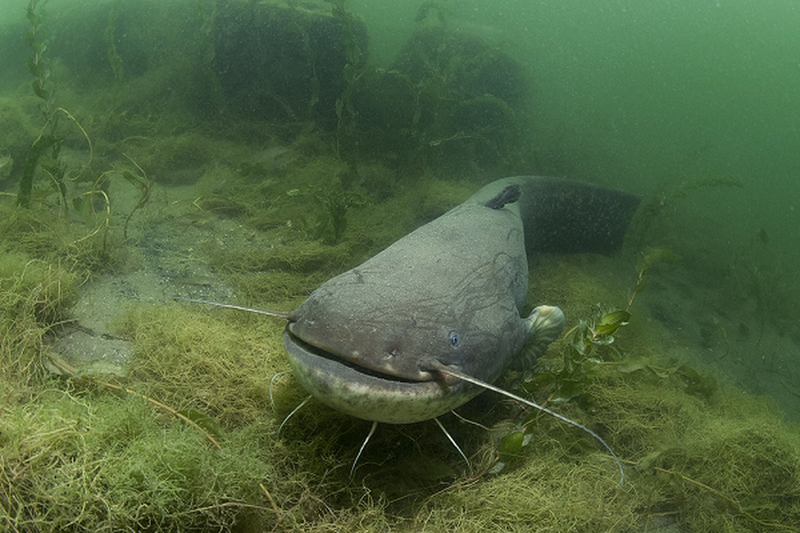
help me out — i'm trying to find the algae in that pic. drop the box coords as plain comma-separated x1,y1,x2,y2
0,387,286,531
114,303,288,427
0,251,77,385
5,164,800,531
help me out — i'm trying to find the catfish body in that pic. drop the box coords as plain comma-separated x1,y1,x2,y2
282,176,639,424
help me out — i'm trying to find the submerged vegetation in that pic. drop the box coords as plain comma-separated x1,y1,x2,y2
4,256,800,530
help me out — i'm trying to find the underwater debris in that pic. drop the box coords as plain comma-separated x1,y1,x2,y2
212,0,368,124
347,19,528,174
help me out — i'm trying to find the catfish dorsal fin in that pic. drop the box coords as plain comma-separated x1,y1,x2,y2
483,184,521,209
423,360,625,487
174,297,292,319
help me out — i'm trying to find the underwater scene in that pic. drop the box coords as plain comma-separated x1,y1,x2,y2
2,0,800,531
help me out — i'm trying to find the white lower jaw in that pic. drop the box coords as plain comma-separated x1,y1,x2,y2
282,330,480,424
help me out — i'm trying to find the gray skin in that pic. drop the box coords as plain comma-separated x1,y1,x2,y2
282,176,640,424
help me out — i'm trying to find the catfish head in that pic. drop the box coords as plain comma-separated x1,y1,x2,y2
285,261,527,388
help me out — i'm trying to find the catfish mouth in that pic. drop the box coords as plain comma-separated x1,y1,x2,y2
281,327,473,425
284,328,423,384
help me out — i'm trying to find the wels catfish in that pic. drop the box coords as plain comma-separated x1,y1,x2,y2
183,176,639,483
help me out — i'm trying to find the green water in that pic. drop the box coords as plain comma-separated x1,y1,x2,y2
2,1,800,530
357,0,800,253
6,0,794,250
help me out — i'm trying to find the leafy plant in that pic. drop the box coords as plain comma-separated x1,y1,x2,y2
490,305,630,473
18,0,56,209
25,0,53,112
547,305,630,403
18,1,92,210
325,0,366,156
489,421,533,474
627,246,681,309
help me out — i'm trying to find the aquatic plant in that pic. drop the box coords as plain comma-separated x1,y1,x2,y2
18,2,92,210
298,179,364,245
104,0,125,96
325,0,367,157
18,0,57,209
488,305,629,474
16,132,57,209
373,7,528,176
535,305,629,400
0,252,77,385
0,384,284,532
196,0,226,117
24,0,53,115
627,246,681,309
86,153,151,243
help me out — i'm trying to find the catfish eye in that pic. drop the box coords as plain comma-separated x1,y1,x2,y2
448,331,460,347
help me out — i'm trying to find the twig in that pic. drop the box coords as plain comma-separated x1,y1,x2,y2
105,382,223,450
176,501,275,515
259,482,288,528
47,354,222,450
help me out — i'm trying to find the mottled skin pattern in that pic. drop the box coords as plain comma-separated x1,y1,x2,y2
283,176,640,424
